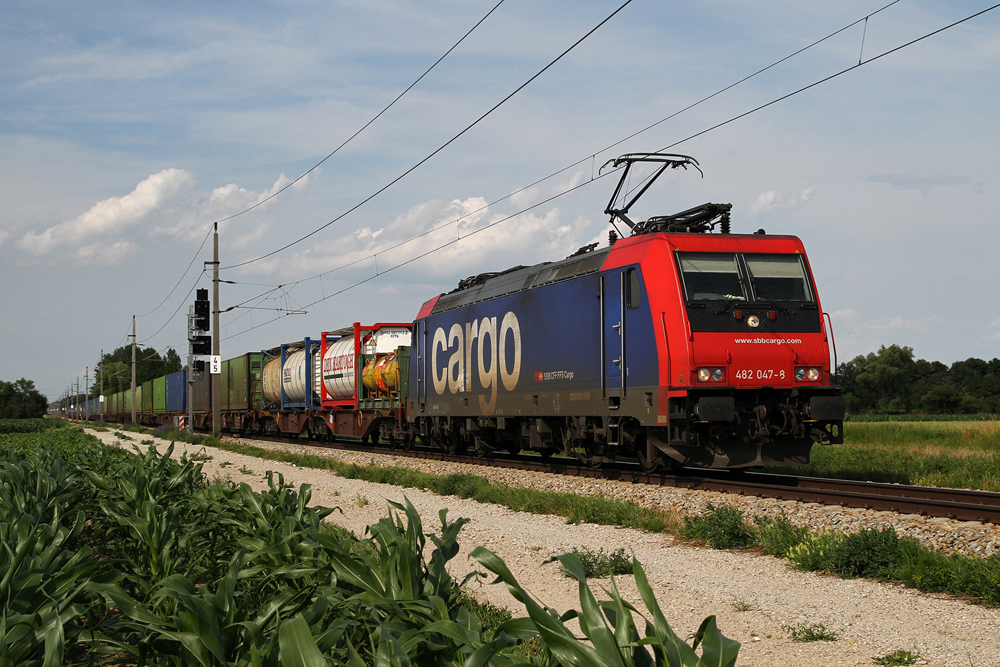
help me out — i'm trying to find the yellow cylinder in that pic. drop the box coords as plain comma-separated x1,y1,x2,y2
382,352,399,392
362,358,380,393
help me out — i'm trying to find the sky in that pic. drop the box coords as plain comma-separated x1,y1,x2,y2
1,0,998,402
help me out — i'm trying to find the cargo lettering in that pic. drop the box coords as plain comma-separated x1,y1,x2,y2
430,311,521,413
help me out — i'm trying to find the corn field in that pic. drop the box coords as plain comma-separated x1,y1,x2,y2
0,420,740,666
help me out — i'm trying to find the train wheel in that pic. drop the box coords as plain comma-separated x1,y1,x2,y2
636,447,662,473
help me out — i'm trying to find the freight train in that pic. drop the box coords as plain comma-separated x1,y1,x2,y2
83,154,845,470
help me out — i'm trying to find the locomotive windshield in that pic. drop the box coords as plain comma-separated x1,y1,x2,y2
678,252,815,303
677,253,746,301
744,254,813,302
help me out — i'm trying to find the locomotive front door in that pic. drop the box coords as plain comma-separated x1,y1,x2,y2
417,320,426,403
602,270,625,398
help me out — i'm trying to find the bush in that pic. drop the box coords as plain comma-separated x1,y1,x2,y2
827,526,901,579
755,513,809,556
787,532,844,571
0,418,67,434
680,503,757,549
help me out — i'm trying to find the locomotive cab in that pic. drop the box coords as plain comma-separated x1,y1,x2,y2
603,227,845,469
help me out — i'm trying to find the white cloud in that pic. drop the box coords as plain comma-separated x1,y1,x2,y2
19,38,195,89
862,315,941,334
155,172,308,241
245,195,587,284
988,319,1000,342
747,187,814,217
75,240,139,265
20,168,193,255
829,309,860,324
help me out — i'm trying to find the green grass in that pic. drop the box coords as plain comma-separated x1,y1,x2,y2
767,421,1000,490
846,414,997,422
873,648,922,666
208,440,682,533
0,417,68,434
783,622,839,642
557,546,633,578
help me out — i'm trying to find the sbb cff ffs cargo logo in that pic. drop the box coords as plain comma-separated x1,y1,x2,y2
430,311,521,414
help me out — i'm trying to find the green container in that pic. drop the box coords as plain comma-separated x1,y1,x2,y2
141,381,153,414
112,392,120,415
153,376,167,413
396,346,410,404
124,388,133,413
222,353,263,411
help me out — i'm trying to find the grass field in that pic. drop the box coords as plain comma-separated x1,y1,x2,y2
767,420,1000,490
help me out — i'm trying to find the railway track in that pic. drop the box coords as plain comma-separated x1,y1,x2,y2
228,432,1000,525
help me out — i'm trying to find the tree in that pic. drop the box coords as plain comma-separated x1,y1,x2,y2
838,345,915,413
91,346,182,397
0,379,48,419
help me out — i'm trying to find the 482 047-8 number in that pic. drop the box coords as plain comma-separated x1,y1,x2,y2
734,369,786,380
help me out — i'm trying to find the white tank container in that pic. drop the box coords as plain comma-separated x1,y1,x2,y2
281,346,322,402
322,327,410,400
262,357,282,404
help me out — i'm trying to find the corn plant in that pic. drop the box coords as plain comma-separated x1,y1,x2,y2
0,449,129,665
471,547,741,667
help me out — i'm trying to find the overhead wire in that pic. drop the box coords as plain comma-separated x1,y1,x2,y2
220,1,1000,340
137,226,213,319
654,2,1000,155
138,270,208,345
128,0,506,337
222,0,638,270
130,0,887,348
220,0,911,295
222,178,598,339
208,0,508,229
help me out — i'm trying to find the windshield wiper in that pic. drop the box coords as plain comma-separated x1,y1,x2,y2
715,296,746,315
756,299,789,315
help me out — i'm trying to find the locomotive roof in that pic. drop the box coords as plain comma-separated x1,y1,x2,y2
431,246,611,315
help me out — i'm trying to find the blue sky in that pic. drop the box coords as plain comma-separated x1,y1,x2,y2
1,0,997,401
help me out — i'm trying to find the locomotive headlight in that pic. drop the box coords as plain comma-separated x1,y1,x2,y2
696,367,725,383
746,315,760,328
795,367,822,382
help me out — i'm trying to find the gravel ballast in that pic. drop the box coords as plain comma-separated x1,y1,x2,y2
90,430,1000,667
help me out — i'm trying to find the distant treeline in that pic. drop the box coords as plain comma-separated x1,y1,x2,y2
0,379,48,419
838,345,1000,415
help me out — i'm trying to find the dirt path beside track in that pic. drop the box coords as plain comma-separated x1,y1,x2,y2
90,429,1000,667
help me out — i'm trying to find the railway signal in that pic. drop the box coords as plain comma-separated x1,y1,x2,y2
189,289,211,356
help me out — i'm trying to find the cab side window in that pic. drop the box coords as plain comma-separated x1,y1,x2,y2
626,268,641,310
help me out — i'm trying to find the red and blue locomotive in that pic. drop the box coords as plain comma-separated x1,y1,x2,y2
407,154,844,469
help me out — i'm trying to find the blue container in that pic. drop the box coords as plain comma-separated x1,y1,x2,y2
165,371,187,414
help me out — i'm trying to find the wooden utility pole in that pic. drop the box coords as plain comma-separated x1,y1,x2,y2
130,316,137,425
85,367,89,419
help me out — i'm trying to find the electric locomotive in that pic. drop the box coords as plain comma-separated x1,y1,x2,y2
407,153,844,469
